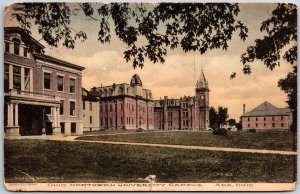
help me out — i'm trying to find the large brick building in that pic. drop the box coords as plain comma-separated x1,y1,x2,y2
91,74,155,130
154,70,210,130
4,27,85,136
241,101,293,131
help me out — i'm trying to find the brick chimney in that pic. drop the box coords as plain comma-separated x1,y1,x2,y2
243,104,246,115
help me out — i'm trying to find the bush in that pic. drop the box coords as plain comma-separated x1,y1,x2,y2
248,129,256,133
213,128,228,136
136,128,144,132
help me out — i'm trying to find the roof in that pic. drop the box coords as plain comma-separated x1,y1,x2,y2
82,88,99,101
196,70,208,89
130,74,143,86
242,101,291,117
34,54,85,71
4,27,45,51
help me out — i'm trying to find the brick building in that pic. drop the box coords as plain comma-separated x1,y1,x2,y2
4,27,85,136
154,70,210,130
241,101,293,131
82,88,100,131
91,74,155,130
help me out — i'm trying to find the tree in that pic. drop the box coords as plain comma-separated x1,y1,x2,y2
11,3,248,68
217,106,229,127
240,3,297,132
209,106,229,128
227,118,236,126
209,107,218,129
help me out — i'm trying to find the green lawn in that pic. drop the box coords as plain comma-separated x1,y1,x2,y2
5,139,296,183
77,131,297,151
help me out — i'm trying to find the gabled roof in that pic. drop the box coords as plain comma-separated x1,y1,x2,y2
34,53,85,71
242,101,291,117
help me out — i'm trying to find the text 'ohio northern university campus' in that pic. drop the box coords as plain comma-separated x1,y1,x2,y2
4,27,293,137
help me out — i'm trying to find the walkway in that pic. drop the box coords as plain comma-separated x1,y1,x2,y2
7,135,297,156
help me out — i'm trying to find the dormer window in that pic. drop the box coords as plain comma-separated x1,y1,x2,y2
12,38,21,55
23,48,28,58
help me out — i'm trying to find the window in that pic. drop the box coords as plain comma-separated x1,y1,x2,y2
264,117,266,121
57,75,64,91
272,116,275,121
90,102,92,111
168,121,172,128
83,101,85,110
110,104,112,112
59,100,64,115
13,38,20,55
24,68,30,91
23,48,28,58
256,123,258,127
70,101,75,116
90,116,93,124
71,123,76,133
281,123,284,127
264,123,266,127
5,42,9,53
248,117,250,121
272,123,275,128
256,117,258,121
44,72,51,89
168,112,172,118
121,117,124,125
248,124,250,128
13,66,21,90
4,64,9,92
70,78,75,93
281,116,284,120
120,103,123,111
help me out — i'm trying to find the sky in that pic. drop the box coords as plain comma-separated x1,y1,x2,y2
4,3,294,120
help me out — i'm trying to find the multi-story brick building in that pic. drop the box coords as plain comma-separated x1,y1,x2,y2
241,101,292,131
82,88,100,131
154,70,210,130
4,27,85,136
91,74,155,130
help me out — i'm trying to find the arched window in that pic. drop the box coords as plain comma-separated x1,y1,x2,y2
103,89,107,97
108,88,113,96
12,38,21,55
117,87,124,95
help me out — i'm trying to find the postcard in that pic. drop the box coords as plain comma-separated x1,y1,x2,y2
3,2,297,191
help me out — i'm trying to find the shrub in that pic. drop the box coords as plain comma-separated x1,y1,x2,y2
213,128,228,136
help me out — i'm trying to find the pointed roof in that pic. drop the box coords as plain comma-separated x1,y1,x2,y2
242,101,291,117
196,70,208,89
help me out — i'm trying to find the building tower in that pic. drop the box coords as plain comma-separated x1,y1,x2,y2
195,69,210,130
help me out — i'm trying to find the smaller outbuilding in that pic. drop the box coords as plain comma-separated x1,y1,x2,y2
241,101,292,132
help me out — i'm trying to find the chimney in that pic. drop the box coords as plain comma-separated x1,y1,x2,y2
243,104,246,115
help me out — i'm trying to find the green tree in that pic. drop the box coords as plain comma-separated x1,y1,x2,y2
209,107,218,129
240,3,297,132
227,118,236,126
11,3,248,68
217,106,229,127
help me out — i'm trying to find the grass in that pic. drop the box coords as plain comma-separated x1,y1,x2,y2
77,131,297,151
5,139,296,183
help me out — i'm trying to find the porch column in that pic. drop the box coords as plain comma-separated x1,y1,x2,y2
52,106,61,135
52,107,57,126
57,107,60,126
21,67,25,91
14,103,19,126
7,103,13,126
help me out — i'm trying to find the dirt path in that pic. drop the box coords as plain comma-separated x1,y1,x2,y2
9,135,296,156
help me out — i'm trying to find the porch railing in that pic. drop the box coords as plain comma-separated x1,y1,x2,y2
8,89,56,99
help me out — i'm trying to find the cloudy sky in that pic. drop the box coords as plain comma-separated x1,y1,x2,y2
5,3,293,120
